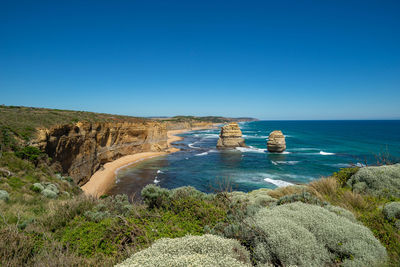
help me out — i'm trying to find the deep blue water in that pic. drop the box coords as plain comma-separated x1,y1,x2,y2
107,120,400,198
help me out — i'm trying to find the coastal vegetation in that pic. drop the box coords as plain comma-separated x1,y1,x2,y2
1,144,400,266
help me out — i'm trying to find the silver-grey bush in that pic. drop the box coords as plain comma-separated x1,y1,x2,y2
347,164,400,197
245,202,386,267
0,190,9,201
115,234,251,267
383,201,400,221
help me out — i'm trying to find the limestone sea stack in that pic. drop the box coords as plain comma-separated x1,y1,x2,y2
267,130,286,153
216,122,246,148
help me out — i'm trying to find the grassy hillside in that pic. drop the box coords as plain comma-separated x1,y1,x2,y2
0,105,148,151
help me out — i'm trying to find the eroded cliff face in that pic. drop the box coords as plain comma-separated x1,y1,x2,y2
33,121,168,185
165,121,215,131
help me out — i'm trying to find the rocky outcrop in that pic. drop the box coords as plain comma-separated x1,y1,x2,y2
33,121,168,185
216,123,246,148
267,130,286,153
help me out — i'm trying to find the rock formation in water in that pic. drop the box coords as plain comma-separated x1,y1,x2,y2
216,123,246,148
267,130,286,153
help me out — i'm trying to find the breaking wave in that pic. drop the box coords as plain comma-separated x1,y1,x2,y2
236,146,266,153
263,178,294,187
319,151,335,155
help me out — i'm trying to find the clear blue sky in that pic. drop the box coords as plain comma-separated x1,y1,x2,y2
1,1,399,120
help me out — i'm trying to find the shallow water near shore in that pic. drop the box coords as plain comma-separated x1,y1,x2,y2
107,120,400,198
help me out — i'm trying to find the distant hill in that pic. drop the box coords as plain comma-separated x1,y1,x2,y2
154,115,258,123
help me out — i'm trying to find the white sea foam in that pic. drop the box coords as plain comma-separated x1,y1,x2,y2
188,142,201,149
264,178,294,187
275,161,300,165
319,151,335,155
327,163,350,168
271,160,278,166
154,176,160,184
356,162,366,167
268,151,291,154
195,152,208,156
157,170,163,174
202,134,219,139
290,147,320,151
236,146,266,153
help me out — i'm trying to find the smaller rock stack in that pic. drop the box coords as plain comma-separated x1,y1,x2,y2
267,130,286,153
216,123,246,148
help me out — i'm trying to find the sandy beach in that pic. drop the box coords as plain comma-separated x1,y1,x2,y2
82,126,217,197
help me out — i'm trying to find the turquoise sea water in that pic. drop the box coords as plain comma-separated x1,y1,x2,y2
107,120,400,198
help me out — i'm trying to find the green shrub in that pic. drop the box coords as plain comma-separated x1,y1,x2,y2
333,167,360,187
0,190,10,201
383,202,400,221
277,191,324,206
61,216,117,257
15,146,44,162
243,202,386,266
115,234,251,267
31,183,44,193
141,184,171,209
170,186,209,200
347,164,400,197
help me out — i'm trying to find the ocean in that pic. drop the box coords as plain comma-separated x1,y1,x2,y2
107,120,400,198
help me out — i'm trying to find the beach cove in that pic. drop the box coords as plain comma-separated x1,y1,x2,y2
81,126,218,197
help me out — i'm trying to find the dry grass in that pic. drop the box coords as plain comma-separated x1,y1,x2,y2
309,177,338,199
339,190,367,211
0,226,35,267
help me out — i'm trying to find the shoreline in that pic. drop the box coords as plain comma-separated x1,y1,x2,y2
81,125,217,197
